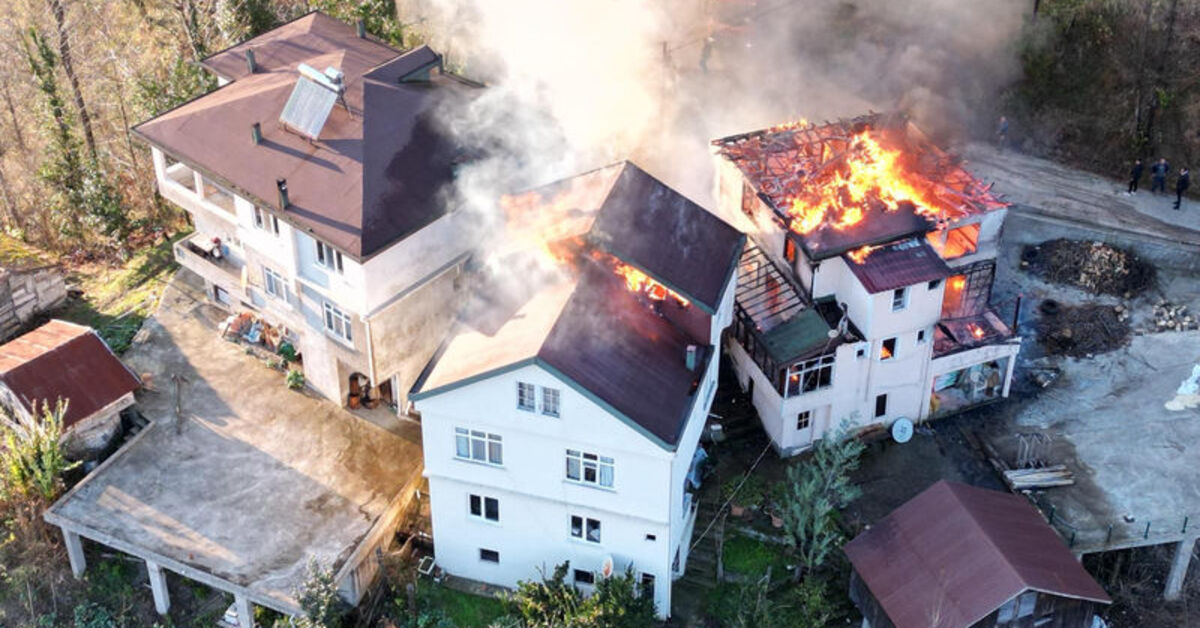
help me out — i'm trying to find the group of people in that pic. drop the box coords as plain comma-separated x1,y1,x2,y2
1128,158,1190,209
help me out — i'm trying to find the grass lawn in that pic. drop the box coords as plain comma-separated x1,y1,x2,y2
722,531,791,578
57,232,187,353
422,583,508,627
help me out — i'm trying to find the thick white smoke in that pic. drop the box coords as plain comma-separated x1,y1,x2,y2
405,0,1028,229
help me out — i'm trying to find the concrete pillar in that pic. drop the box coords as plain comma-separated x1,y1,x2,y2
1165,537,1197,600
234,593,254,628
62,529,86,579
146,560,170,615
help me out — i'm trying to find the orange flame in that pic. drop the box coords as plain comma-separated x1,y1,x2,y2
847,244,880,265
785,130,944,235
968,323,985,339
608,258,690,306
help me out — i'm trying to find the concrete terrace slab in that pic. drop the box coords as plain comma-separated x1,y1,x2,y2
986,331,1200,553
45,270,423,613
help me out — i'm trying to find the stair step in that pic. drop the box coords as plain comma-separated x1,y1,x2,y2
679,573,718,589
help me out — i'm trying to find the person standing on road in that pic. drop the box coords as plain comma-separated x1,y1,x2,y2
1152,157,1170,193
1128,158,1144,194
995,116,1009,151
1175,167,1190,210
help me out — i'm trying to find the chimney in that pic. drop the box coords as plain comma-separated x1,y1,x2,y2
685,345,698,371
246,48,257,74
251,122,262,145
276,178,289,209
356,19,366,38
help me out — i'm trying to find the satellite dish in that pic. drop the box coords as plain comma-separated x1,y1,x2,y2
599,555,615,579
891,417,914,444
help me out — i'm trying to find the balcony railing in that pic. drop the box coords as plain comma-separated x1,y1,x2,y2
160,162,237,218
174,234,244,288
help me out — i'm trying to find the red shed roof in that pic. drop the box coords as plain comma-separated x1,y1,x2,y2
844,481,1110,628
0,320,139,429
844,238,950,294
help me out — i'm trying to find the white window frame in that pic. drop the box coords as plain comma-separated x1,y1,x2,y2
469,494,500,522
541,386,561,417
263,267,285,299
479,548,500,563
573,568,595,585
456,428,503,465
565,449,614,488
797,410,811,430
570,515,602,543
315,240,344,274
785,354,834,398
322,301,352,343
875,393,888,418
891,287,908,311
917,328,927,344
516,382,536,412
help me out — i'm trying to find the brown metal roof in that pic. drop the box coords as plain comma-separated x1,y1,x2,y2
844,481,1110,628
0,320,139,429
845,238,951,294
134,13,479,259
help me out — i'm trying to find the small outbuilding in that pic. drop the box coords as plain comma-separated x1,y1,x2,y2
844,480,1111,628
0,319,140,459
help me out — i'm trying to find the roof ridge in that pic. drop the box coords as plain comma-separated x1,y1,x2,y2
945,482,1033,624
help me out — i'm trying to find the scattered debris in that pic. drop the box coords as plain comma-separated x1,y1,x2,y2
1021,239,1156,296
1003,465,1075,490
1165,364,1200,411
1148,299,1197,332
1037,303,1131,357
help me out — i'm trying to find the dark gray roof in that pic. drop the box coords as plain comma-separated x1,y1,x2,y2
412,164,741,448
588,164,746,313
134,13,478,259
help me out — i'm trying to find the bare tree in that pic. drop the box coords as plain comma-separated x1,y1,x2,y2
45,0,96,161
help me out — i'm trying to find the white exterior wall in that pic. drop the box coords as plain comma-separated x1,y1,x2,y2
151,146,463,404
418,348,719,618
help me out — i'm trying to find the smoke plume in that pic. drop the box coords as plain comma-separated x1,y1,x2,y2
404,0,1028,235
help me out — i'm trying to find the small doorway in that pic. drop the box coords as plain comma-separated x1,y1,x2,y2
213,285,231,306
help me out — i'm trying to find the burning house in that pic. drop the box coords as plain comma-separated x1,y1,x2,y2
713,113,1020,454
133,12,479,411
410,162,744,618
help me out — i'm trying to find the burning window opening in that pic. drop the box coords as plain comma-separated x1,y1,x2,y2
602,254,690,307
715,113,1007,260
928,223,980,259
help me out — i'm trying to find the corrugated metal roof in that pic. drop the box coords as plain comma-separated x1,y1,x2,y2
0,320,140,429
845,238,951,294
844,481,1111,628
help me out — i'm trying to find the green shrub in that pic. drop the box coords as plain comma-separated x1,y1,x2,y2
0,399,78,501
286,369,305,391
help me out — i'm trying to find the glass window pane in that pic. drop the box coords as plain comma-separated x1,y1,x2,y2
485,498,499,521
469,494,481,516
455,434,469,458
566,457,580,480
488,441,503,465
586,519,601,542
472,439,486,461
599,464,614,487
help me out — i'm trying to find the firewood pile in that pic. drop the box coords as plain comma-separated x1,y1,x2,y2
1148,299,1197,332
1037,303,1131,357
1021,239,1156,297
1003,465,1075,490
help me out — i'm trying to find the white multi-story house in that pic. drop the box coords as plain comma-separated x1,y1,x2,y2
410,162,744,617
712,114,1021,455
133,12,478,409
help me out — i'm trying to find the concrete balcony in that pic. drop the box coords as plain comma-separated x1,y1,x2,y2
159,162,238,223
174,234,245,300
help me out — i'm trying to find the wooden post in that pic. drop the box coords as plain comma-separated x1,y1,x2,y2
147,560,170,615
63,528,86,578
234,594,254,628
1165,537,1197,600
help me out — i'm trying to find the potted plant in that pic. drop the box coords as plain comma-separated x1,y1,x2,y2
721,477,746,517
286,368,305,391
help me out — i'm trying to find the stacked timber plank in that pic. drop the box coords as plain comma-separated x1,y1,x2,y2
1003,465,1074,490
